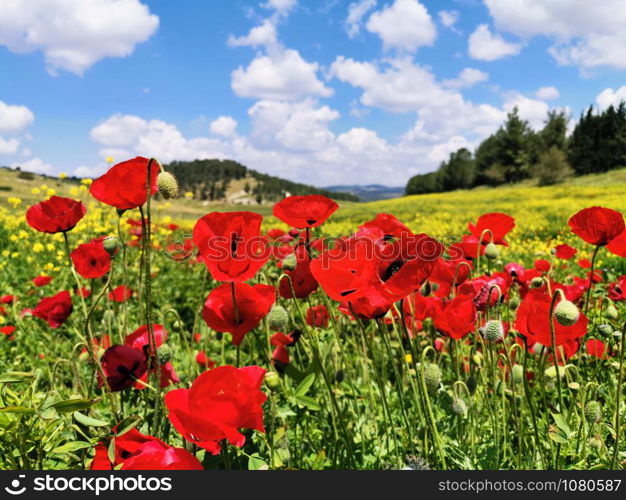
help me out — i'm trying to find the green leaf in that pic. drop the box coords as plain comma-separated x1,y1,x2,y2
0,406,35,415
247,453,267,470
295,395,321,411
114,415,142,436
74,412,108,427
0,372,35,384
294,373,316,398
552,413,572,436
51,441,92,455
50,398,100,413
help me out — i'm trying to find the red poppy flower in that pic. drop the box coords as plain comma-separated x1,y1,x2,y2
270,331,300,366
32,290,73,328
196,351,216,369
607,229,626,258
554,244,577,260
339,291,394,321
165,365,267,454
26,196,86,234
100,345,148,392
534,259,551,273
193,211,269,282
278,244,318,299
515,290,588,347
1,295,15,304
609,276,626,301
568,206,625,246
266,228,286,240
468,212,515,246
71,239,111,279
306,304,330,328
202,282,275,346
124,324,179,389
90,157,159,210
273,195,338,229
433,295,476,340
586,339,606,359
1,326,16,340
108,285,133,302
429,256,472,297
578,259,592,269
75,286,91,298
32,275,53,287
357,213,411,240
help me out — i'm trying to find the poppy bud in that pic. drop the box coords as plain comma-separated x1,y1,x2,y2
484,242,499,260
268,305,289,331
588,435,602,451
509,297,520,310
101,309,115,327
423,363,441,392
157,172,179,199
554,299,580,326
512,364,524,384
335,370,344,383
585,401,602,424
530,277,544,288
465,375,477,394
103,236,118,256
606,305,618,320
483,320,504,343
157,344,172,364
264,371,280,389
281,253,297,271
598,324,613,337
451,397,467,416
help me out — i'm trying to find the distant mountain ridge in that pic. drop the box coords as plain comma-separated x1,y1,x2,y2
325,184,405,202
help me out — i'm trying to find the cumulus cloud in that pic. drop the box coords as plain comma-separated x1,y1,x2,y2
443,68,489,89
11,157,54,175
0,0,158,75
0,137,20,155
484,0,626,71
210,116,238,138
228,20,278,49
504,94,551,130
366,0,436,52
0,101,35,134
438,10,459,28
345,0,377,38
468,24,522,61
596,86,626,111
535,86,560,101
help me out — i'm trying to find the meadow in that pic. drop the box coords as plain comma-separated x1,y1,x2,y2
0,161,625,470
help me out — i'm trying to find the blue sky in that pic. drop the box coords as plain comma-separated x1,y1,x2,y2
1,0,626,186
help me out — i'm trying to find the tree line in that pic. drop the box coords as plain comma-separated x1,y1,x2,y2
406,101,626,195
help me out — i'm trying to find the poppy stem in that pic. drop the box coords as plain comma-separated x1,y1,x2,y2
584,245,601,315
610,320,626,469
549,289,566,413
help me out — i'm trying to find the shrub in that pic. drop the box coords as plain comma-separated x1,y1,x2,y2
532,147,574,186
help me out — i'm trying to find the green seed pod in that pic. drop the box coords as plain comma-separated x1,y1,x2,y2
530,277,544,288
423,363,441,392
606,305,618,320
157,172,179,199
588,435,603,452
101,309,115,327
103,236,118,255
268,305,289,331
555,299,580,327
157,344,172,365
281,253,297,271
264,371,280,389
509,296,520,310
484,242,499,260
598,324,613,337
512,364,524,384
484,320,504,343
451,397,468,416
585,401,602,424
465,375,477,395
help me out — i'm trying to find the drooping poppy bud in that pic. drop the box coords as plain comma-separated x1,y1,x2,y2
554,299,580,327
268,305,289,332
483,320,504,343
423,363,441,392
584,401,602,424
157,172,179,199
484,242,499,260
451,398,467,416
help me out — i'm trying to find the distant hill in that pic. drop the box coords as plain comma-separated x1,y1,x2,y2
325,184,405,202
164,159,359,204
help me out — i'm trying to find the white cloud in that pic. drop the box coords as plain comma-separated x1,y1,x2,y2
228,20,278,49
263,0,297,16
345,0,377,38
12,157,54,175
535,86,560,101
0,101,35,134
0,137,20,155
0,0,158,75
443,68,489,88
597,86,626,111
468,24,522,61
210,116,238,138
438,10,459,28
231,49,332,100
504,94,550,130
484,0,626,71
366,0,436,52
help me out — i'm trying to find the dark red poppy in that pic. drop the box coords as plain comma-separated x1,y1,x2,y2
71,239,111,279
90,157,159,210
1,326,16,340
278,244,318,299
273,195,338,229
108,285,133,302
609,276,626,301
534,259,551,273
461,275,508,312
165,365,267,454
468,212,515,246
75,286,91,298
32,275,53,287
202,282,275,346
100,345,148,392
306,305,330,328
586,339,606,359
554,244,577,260
266,228,286,240
32,290,73,328
26,196,86,234
196,351,216,369
433,295,476,340
124,324,179,389
515,289,588,347
568,206,625,246
607,229,626,258
270,331,300,366
193,211,269,282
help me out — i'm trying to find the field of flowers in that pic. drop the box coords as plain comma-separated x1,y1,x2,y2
0,157,625,471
